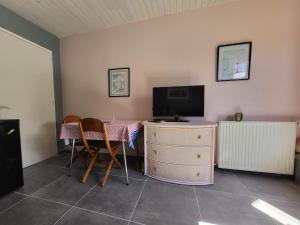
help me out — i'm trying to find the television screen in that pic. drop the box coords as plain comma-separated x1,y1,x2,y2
153,85,204,117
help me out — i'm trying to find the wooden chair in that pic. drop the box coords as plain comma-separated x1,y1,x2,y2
63,115,81,124
79,118,122,187
63,115,86,175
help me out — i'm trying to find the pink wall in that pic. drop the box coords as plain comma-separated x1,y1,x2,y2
60,0,300,122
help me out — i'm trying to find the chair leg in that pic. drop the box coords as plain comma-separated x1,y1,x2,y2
111,152,122,168
82,151,99,183
68,138,76,176
100,160,114,187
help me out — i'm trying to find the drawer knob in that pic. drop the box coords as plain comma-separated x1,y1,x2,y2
197,154,201,159
197,135,202,139
196,172,201,177
153,167,157,171
153,132,157,137
153,150,157,155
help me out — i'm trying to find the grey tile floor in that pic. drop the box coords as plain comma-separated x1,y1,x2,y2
0,152,300,225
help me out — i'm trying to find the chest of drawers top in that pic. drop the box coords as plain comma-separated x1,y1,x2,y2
143,121,217,127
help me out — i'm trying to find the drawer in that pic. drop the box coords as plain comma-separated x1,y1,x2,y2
146,126,213,146
147,144,212,165
147,160,212,184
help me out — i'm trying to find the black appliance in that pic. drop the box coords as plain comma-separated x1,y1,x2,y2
0,120,23,196
153,85,205,119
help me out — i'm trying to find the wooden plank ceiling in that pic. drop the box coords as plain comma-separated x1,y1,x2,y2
0,0,236,37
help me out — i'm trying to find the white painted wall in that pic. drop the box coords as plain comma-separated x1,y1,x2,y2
0,27,57,167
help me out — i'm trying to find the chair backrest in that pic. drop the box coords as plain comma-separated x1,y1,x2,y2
80,118,103,133
63,115,81,123
79,118,112,153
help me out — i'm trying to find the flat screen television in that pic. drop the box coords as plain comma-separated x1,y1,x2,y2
153,85,205,118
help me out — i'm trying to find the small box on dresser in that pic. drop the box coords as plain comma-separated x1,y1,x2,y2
143,121,217,185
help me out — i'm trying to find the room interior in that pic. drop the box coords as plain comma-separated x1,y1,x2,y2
0,0,300,225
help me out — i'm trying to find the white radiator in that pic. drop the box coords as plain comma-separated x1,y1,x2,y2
218,121,297,175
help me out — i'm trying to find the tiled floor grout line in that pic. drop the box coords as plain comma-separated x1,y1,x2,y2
0,172,68,215
52,184,97,225
193,186,203,221
73,184,97,207
16,189,146,225
72,206,131,223
129,220,147,225
198,186,252,199
0,197,29,215
127,178,148,225
286,180,300,191
232,173,256,200
232,173,280,225
20,172,67,197
73,206,147,225
51,206,73,225
232,173,300,205
109,174,146,182
201,185,255,197
246,194,300,206
14,161,148,224
14,192,72,208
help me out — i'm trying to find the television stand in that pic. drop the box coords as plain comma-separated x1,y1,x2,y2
152,116,189,123
164,118,189,122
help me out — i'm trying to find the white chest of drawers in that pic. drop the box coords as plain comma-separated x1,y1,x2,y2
143,121,217,185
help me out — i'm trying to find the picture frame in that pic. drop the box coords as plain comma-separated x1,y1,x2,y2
217,42,252,82
108,67,130,97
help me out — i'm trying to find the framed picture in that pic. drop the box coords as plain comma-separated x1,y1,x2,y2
217,42,252,81
108,67,130,97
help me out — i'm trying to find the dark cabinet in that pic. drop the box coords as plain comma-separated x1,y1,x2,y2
0,120,24,196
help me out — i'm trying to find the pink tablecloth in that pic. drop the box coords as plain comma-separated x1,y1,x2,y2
60,120,143,149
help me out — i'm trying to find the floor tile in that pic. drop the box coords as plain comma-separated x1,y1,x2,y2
0,197,70,225
32,168,96,205
236,173,300,203
200,169,250,196
56,207,127,225
0,192,25,212
196,189,276,225
97,154,145,180
132,180,200,225
18,164,67,194
287,179,300,190
110,164,145,181
267,200,300,220
40,152,71,168
77,176,145,220
41,150,88,170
